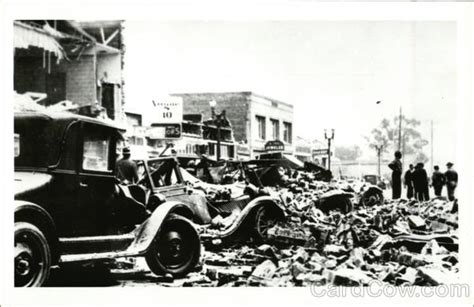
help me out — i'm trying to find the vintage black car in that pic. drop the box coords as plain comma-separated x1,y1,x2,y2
131,157,286,246
14,112,201,287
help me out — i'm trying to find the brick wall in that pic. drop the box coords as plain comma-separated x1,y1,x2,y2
56,55,96,106
171,91,295,158
171,92,251,143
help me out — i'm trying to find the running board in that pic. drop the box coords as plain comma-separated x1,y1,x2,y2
60,250,141,263
59,233,135,244
59,233,136,256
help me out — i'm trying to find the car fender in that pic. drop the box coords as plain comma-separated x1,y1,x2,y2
127,201,195,254
211,196,285,239
14,200,60,263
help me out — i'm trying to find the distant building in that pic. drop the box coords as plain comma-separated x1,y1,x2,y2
171,92,294,159
14,20,125,121
173,114,236,160
294,137,330,165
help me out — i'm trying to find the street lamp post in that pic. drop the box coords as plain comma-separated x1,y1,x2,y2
209,100,227,161
324,129,335,172
374,144,384,177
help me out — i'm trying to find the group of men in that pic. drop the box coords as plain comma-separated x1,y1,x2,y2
389,151,458,202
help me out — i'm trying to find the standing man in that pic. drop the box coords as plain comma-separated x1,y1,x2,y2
420,163,430,201
388,151,403,199
431,165,446,197
412,163,429,201
445,162,458,201
116,147,139,184
404,164,414,199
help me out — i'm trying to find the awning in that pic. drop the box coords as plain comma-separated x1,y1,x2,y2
14,21,65,61
282,154,304,169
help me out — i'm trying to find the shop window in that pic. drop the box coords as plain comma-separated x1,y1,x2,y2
270,119,280,140
256,115,266,140
283,122,292,144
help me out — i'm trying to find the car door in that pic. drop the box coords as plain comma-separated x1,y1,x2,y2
76,122,117,236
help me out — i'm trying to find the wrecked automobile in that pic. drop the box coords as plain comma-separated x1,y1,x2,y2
14,112,201,287
132,157,286,246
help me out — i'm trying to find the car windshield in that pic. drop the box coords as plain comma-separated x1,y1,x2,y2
145,159,180,187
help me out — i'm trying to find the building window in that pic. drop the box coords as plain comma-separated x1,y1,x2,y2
256,115,266,140
283,122,292,144
208,143,215,156
270,119,280,140
228,145,235,158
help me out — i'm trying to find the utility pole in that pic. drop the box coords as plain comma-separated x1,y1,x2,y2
431,120,434,170
398,106,402,152
209,100,227,161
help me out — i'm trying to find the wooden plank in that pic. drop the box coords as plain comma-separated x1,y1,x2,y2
100,27,105,44
105,29,119,46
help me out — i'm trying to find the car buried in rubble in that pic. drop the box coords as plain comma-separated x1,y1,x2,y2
14,112,201,287
132,157,287,246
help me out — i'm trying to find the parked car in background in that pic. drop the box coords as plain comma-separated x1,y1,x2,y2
14,112,201,287
363,174,387,190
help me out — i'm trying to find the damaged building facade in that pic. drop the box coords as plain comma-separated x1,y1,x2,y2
171,91,294,159
14,20,125,121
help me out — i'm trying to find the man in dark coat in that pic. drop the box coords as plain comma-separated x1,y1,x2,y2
445,162,458,201
404,164,414,199
116,147,139,184
412,162,429,201
388,151,402,199
431,165,446,197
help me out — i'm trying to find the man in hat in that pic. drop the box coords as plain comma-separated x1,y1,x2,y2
431,165,446,197
444,162,458,201
116,147,138,184
388,151,403,199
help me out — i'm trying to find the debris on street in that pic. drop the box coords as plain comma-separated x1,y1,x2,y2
113,175,459,287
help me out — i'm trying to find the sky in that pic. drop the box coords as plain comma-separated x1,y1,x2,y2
122,20,457,166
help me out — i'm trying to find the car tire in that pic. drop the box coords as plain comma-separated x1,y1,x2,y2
253,205,279,243
145,214,200,278
15,222,51,287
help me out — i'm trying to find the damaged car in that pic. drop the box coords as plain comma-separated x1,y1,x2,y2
131,157,287,246
14,112,201,287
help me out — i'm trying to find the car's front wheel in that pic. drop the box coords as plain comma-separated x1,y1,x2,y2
14,222,51,287
145,214,200,278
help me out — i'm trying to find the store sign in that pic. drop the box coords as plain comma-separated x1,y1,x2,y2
265,140,285,152
147,123,182,140
151,97,183,124
296,146,311,154
312,148,329,155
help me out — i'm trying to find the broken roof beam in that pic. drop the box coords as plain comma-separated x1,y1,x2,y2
104,29,119,46
65,20,97,42
100,27,106,44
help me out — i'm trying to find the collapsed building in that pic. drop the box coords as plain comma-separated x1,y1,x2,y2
14,20,125,121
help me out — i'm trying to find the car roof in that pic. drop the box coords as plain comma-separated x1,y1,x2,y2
14,111,126,131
